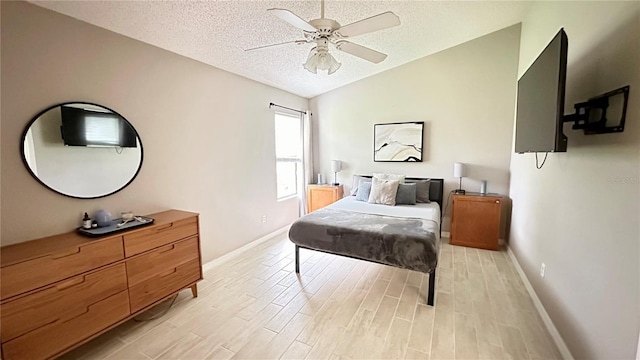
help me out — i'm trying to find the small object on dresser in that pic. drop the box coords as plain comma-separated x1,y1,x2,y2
480,180,487,194
317,173,323,184
94,209,112,227
82,212,92,229
91,221,98,228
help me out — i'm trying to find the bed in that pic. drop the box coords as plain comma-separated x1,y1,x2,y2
289,177,443,306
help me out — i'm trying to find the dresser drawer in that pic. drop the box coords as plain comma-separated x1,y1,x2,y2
1,263,128,343
1,290,130,360
129,258,201,313
126,236,200,287
1,236,124,299
124,216,198,257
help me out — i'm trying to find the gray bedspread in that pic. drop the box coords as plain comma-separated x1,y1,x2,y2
289,208,438,273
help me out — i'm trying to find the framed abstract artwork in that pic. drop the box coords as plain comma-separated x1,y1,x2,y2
374,122,424,162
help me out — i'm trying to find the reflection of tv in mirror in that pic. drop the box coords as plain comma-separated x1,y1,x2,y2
60,106,137,147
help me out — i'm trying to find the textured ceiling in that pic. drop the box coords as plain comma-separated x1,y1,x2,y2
30,1,529,98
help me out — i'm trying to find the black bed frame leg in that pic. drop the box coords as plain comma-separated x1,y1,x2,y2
295,245,300,274
427,268,436,306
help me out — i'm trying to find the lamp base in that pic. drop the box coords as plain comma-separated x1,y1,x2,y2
454,189,466,195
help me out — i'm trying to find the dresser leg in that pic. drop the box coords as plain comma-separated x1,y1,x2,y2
190,284,198,298
295,245,300,274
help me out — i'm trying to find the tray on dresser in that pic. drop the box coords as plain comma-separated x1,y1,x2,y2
77,216,155,237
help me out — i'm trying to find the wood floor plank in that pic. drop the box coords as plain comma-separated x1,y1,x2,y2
281,341,312,360
262,313,313,359
231,327,278,359
381,318,412,359
454,312,479,360
221,303,283,353
407,304,435,353
429,293,455,359
369,295,399,339
396,285,419,321
386,268,410,298
361,278,390,311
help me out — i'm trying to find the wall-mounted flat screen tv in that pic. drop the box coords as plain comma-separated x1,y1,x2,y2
515,28,568,153
61,106,137,147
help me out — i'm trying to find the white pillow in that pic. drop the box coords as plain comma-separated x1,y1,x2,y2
373,173,405,184
368,177,400,206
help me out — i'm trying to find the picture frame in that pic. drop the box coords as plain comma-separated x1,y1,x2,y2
374,121,424,162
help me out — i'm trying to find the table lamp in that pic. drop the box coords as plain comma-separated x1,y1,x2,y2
453,162,467,194
331,160,342,186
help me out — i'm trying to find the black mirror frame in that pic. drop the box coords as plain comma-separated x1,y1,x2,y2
20,101,144,199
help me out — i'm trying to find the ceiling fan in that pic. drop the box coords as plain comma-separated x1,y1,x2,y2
246,0,401,75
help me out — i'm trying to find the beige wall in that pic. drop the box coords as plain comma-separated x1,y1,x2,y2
310,25,521,231
509,2,640,359
0,1,308,263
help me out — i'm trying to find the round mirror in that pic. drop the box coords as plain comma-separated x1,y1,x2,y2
21,102,143,199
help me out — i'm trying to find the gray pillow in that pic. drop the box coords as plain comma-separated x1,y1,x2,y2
350,175,371,196
355,181,372,201
406,179,431,203
396,183,417,205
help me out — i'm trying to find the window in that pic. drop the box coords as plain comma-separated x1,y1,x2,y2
274,112,302,199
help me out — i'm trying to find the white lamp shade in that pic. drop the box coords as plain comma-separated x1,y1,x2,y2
331,160,342,172
453,162,467,178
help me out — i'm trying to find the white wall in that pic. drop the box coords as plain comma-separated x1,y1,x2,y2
509,2,640,359
1,1,308,263
310,25,521,231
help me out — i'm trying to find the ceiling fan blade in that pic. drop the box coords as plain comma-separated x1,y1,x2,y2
245,40,307,51
336,11,400,38
335,41,387,63
268,8,317,32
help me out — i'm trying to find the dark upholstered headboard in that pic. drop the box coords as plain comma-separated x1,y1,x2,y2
357,176,445,211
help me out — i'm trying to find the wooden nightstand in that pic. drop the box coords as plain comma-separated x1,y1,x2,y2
307,185,343,213
450,193,504,250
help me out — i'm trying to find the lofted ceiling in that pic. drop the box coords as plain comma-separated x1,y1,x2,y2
30,1,530,98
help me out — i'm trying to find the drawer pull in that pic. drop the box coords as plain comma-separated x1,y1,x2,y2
160,268,178,278
156,223,174,232
159,244,176,254
56,276,86,290
51,247,81,259
496,200,500,204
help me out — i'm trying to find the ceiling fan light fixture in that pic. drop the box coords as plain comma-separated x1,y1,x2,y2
303,47,341,75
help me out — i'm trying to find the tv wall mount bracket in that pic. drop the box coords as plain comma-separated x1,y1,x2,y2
563,85,630,135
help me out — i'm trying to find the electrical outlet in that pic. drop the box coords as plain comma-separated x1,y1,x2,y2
540,263,546,278
261,215,267,224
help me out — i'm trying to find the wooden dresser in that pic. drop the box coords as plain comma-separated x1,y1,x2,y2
307,185,343,213
450,194,504,250
0,209,202,360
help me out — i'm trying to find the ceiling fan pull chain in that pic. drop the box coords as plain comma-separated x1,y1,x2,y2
321,0,325,19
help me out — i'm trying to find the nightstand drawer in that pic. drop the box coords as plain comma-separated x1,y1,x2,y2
1,290,130,360
450,194,504,250
124,216,198,257
126,236,200,287
1,236,124,299
128,258,201,313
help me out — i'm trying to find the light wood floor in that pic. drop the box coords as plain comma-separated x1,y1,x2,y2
61,235,562,360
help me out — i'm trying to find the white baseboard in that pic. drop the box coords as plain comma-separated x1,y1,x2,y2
506,247,574,360
441,231,450,238
202,224,291,272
